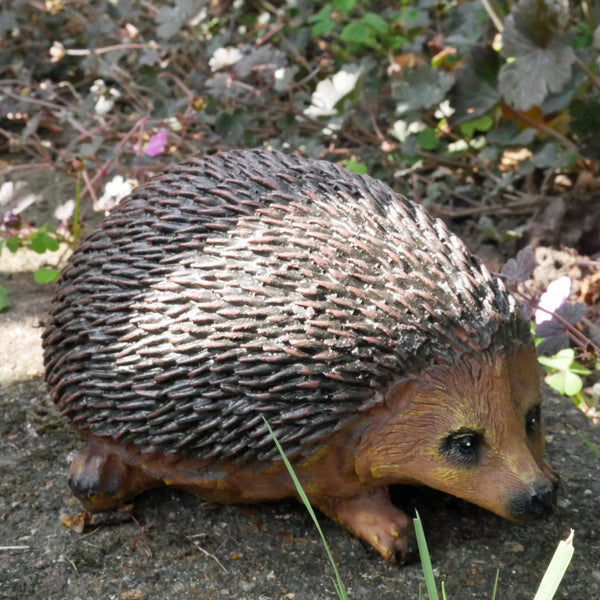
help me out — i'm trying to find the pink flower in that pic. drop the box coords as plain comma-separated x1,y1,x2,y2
535,276,571,324
145,127,168,157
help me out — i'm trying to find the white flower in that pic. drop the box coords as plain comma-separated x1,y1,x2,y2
96,175,138,213
209,47,243,72
535,276,571,324
304,65,362,119
54,199,75,222
91,79,122,115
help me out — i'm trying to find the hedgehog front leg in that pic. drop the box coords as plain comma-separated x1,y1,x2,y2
312,487,417,564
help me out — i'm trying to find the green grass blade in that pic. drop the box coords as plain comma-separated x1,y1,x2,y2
569,426,600,458
262,417,349,600
492,569,499,599
414,511,439,600
532,530,574,600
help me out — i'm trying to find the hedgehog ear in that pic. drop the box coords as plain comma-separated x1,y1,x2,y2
384,380,420,412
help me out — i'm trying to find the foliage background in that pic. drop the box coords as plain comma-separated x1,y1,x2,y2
1,0,599,242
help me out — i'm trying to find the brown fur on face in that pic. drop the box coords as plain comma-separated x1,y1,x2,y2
356,343,558,520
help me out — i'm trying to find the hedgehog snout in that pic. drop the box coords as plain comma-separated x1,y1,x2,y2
509,479,558,520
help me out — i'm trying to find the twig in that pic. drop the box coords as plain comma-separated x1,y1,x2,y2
574,56,600,92
481,0,504,32
63,42,161,56
0,87,65,111
0,162,51,176
191,541,228,573
432,195,543,218
0,545,30,552
505,104,579,154
256,24,286,47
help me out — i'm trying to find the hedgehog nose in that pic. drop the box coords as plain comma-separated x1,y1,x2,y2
529,483,556,518
510,481,557,519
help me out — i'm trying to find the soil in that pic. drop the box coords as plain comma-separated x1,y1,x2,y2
1,171,600,600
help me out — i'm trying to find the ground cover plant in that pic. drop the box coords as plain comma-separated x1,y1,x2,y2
1,0,599,212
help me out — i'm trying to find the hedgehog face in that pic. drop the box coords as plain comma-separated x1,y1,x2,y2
357,344,558,521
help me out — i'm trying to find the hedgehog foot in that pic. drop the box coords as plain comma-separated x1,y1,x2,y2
67,440,163,513
312,487,417,565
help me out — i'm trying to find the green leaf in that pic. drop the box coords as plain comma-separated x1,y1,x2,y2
442,3,487,49
308,2,334,37
393,64,455,115
308,3,332,22
29,229,59,254
459,114,494,138
498,0,576,110
6,237,21,253
450,45,501,124
416,127,439,150
398,7,430,30
487,120,537,146
215,109,246,144
507,0,570,48
533,143,577,170
311,18,335,37
0,286,10,311
155,5,188,40
538,348,575,371
545,370,583,397
570,99,600,160
332,0,355,14
34,267,60,284
344,158,368,174
383,34,406,49
43,230,60,252
30,232,48,254
362,13,388,33
340,21,372,45
0,10,17,37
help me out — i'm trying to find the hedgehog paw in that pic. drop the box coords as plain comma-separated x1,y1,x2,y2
67,439,162,513
312,487,417,565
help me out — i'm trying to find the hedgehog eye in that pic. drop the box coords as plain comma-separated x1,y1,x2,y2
440,430,483,467
526,405,542,436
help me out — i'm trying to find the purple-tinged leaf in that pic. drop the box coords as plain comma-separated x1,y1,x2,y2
501,245,537,284
535,302,587,355
555,301,588,325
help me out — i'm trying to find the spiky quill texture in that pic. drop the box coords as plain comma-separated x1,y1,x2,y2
43,150,530,462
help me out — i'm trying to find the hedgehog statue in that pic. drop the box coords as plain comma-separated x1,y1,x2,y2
43,149,558,564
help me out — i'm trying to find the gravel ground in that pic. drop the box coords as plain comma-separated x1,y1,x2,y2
1,244,599,600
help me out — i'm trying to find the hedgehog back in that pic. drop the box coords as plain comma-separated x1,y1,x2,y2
43,150,530,462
